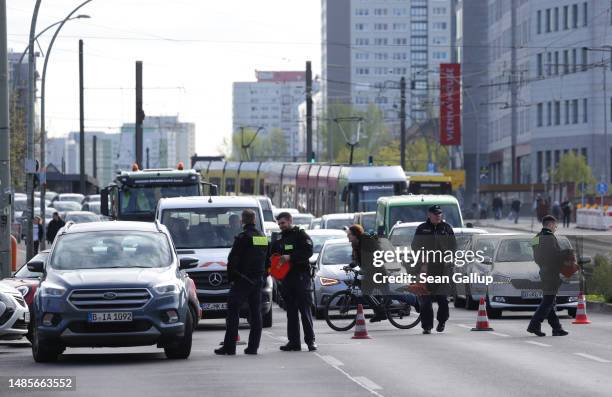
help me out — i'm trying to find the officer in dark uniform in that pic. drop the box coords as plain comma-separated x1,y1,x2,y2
527,215,569,337
215,209,268,355
411,205,456,334
271,212,316,351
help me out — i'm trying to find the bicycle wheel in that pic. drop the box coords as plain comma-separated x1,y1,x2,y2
324,290,359,332
384,297,421,329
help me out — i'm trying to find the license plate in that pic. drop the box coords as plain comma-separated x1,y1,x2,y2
521,290,543,299
23,312,30,323
201,303,227,311
88,312,133,322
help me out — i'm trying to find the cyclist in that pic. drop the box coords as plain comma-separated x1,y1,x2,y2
345,224,419,323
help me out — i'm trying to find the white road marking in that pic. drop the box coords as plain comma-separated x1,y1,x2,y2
573,353,611,363
263,331,287,342
490,332,510,337
315,353,385,397
320,355,344,367
525,341,552,347
353,377,383,391
456,324,472,329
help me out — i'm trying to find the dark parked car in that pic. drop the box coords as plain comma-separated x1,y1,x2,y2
29,221,199,362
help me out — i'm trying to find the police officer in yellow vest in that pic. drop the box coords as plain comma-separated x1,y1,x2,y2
527,215,569,337
215,209,269,355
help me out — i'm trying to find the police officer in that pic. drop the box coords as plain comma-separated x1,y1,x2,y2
527,215,569,337
271,212,316,351
215,209,268,355
411,205,456,334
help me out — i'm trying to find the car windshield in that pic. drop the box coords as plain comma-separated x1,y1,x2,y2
65,213,99,223
325,218,352,230
59,195,84,203
162,207,261,249
360,213,376,232
321,244,353,265
474,237,501,259
495,238,535,262
389,226,418,247
50,231,172,270
257,198,274,222
293,214,313,225
311,234,346,253
14,199,26,212
86,202,101,214
15,252,49,278
389,204,461,228
52,201,82,212
120,184,200,216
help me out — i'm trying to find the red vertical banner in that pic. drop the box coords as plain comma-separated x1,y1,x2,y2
439,63,461,145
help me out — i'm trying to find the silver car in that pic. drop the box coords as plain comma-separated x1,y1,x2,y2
312,238,351,319
0,282,30,340
457,234,579,318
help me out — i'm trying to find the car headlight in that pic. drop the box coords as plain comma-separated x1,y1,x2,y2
319,277,340,286
154,283,178,295
40,283,66,297
492,274,512,284
16,286,29,297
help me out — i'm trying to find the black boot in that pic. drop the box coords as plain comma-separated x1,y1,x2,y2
214,347,236,355
527,325,546,337
552,329,568,336
279,343,301,352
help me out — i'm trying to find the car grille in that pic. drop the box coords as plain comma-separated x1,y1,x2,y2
13,319,28,330
188,271,229,291
511,279,542,290
68,320,152,333
497,296,571,305
69,289,151,310
13,295,27,308
0,308,15,326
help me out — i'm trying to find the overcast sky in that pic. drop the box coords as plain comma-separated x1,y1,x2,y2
7,0,321,155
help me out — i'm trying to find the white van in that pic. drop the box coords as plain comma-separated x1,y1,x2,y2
156,196,273,327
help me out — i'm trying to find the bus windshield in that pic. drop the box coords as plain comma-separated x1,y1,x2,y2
120,184,200,215
357,184,395,211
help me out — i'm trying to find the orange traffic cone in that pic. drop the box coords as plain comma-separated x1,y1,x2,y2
352,304,371,339
471,297,494,331
572,294,591,324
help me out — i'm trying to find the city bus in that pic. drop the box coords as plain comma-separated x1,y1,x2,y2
406,172,453,195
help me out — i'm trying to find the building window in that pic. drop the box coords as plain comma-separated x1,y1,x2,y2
563,6,569,29
355,38,369,46
432,7,446,15
355,8,369,16
572,48,577,73
554,101,561,125
374,38,388,45
432,22,447,30
583,98,588,123
433,51,448,60
572,4,578,28
547,102,552,126
393,38,407,45
374,23,388,31
547,52,552,75
554,51,560,75
537,10,542,34
537,53,544,76
546,9,551,32
554,7,559,31
355,23,366,31
572,99,579,124
537,103,544,126
565,100,570,124
563,50,570,74
582,47,588,71
373,8,388,16
583,2,588,26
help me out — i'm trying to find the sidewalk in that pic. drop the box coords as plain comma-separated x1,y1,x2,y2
468,217,611,236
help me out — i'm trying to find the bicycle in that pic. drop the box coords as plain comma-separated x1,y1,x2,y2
323,267,421,331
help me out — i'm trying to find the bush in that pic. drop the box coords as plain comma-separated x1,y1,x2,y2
591,255,612,303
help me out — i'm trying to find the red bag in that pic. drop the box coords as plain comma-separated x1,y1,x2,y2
270,254,291,280
407,283,430,296
560,249,579,278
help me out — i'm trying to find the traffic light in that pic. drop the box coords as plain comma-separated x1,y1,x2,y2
368,155,373,166
310,151,316,163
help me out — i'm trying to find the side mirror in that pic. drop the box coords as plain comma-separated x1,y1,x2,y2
179,257,199,270
27,260,45,273
578,256,592,266
465,222,474,228
100,187,110,217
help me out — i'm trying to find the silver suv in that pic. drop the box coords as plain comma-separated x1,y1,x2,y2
29,221,199,362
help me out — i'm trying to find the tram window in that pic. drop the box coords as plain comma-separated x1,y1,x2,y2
240,178,254,194
226,178,236,193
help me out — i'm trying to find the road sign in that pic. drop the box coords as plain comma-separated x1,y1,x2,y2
427,163,436,172
597,183,608,195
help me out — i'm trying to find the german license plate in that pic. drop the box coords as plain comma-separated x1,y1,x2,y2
88,312,133,322
23,311,30,323
521,290,543,299
201,303,227,311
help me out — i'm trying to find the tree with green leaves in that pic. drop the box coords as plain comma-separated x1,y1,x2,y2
10,90,27,191
552,152,596,194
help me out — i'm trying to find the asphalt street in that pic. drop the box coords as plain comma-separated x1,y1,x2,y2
1,304,611,397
